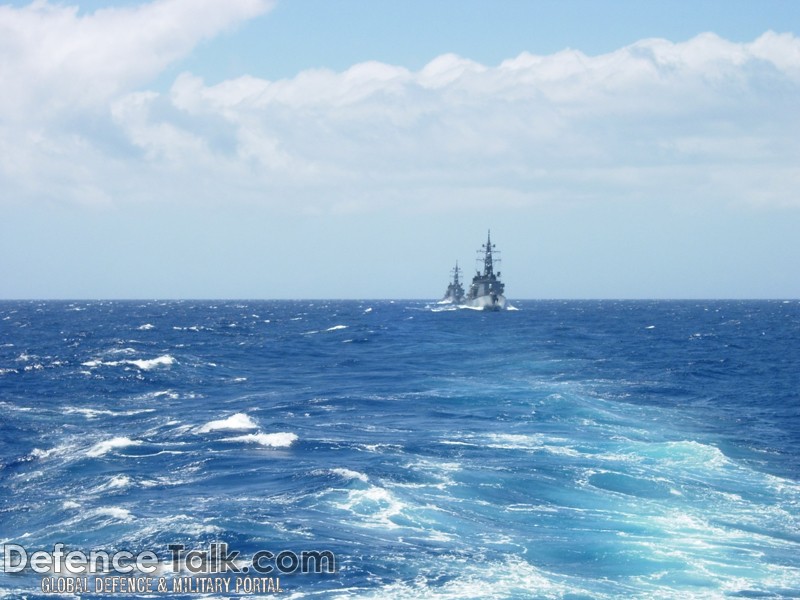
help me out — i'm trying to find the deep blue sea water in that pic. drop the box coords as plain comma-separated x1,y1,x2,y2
1,300,799,599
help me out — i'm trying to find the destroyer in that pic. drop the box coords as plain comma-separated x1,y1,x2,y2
440,262,466,304
464,231,507,311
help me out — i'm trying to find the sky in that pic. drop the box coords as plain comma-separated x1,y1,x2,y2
1,0,799,299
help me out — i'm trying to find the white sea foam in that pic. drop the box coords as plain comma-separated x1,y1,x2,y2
197,413,258,433
334,485,407,529
137,323,155,330
66,406,157,419
127,355,175,370
86,437,142,457
330,468,370,482
641,440,732,469
105,347,137,355
542,445,582,457
92,506,134,521
62,500,80,510
326,324,349,331
80,354,175,370
118,515,221,547
349,556,584,599
430,305,458,312
65,407,116,418
90,474,134,494
144,390,178,400
0,401,28,412
30,447,58,459
484,432,547,449
106,475,132,490
481,433,585,459
222,432,298,448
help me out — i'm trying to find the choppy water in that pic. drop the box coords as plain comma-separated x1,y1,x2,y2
1,300,799,599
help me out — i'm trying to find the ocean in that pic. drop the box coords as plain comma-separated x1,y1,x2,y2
1,300,798,599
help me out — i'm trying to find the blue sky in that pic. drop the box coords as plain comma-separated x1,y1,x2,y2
1,0,799,299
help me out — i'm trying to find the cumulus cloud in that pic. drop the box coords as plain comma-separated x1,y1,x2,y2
0,0,273,116
0,0,273,204
1,7,798,211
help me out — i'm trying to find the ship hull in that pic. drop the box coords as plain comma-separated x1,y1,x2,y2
463,294,507,311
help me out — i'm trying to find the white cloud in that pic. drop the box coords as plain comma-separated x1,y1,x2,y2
0,0,273,116
0,0,273,204
1,11,799,211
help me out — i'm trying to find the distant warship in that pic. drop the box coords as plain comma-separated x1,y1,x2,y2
440,231,508,311
440,262,466,304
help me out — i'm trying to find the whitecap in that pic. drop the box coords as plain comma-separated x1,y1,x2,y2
642,440,731,469
325,324,349,331
80,354,174,370
65,407,116,419
105,347,137,355
197,413,258,433
148,390,178,400
65,406,157,419
351,556,582,598
118,514,221,546
86,437,142,458
90,474,133,493
127,355,175,370
92,507,134,521
30,447,59,459
484,432,547,449
222,432,298,448
333,485,407,529
105,475,132,490
331,468,370,482
137,323,155,330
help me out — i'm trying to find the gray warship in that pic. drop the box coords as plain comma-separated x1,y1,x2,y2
440,262,466,304
440,231,508,310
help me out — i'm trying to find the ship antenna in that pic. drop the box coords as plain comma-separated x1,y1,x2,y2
483,230,494,277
